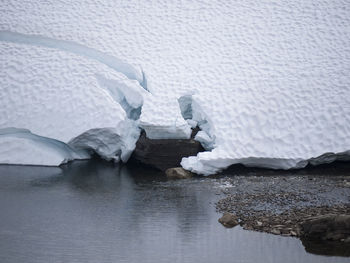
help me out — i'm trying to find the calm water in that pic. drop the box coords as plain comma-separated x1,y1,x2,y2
0,160,348,263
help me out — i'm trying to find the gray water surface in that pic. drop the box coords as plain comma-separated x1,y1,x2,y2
0,160,347,263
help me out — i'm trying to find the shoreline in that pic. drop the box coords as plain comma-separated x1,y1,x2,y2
215,166,350,255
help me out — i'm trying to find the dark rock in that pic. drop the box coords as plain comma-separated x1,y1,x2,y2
301,214,350,241
165,167,193,179
130,130,204,171
301,238,350,257
190,126,200,138
218,213,239,228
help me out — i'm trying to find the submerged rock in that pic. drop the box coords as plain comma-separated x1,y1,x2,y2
165,167,193,179
301,214,350,242
218,213,239,228
130,130,204,171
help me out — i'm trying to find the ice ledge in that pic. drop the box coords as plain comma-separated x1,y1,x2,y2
181,151,350,176
0,120,140,166
0,128,88,166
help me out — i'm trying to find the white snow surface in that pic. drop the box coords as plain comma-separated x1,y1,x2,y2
0,41,143,165
1,0,350,174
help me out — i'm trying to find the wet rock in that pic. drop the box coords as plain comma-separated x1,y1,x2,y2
242,224,253,231
130,130,204,171
218,212,239,228
165,167,193,179
271,229,281,235
301,238,350,257
301,214,350,241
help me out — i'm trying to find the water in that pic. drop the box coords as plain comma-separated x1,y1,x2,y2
0,160,348,263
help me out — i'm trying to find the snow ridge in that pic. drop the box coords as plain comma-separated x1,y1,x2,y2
0,30,148,91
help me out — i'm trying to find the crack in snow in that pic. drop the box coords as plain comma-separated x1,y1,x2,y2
0,30,149,91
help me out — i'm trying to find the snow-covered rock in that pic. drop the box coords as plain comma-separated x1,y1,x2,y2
1,0,350,174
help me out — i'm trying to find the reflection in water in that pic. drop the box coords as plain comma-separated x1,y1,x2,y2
0,159,348,263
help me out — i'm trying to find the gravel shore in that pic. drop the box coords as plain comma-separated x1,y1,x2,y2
215,162,350,238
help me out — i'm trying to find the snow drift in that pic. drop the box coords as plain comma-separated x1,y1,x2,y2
1,0,350,174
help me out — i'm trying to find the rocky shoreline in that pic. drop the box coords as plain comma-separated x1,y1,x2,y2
217,204,349,238
215,164,350,255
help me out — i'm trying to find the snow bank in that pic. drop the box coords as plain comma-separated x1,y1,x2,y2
1,1,350,173
0,41,144,165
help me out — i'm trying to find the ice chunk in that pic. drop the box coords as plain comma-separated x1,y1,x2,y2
186,119,198,128
68,121,140,163
68,128,124,162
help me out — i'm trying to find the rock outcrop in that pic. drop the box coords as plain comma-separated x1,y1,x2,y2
130,129,204,171
301,214,350,242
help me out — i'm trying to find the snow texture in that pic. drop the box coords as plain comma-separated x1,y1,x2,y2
0,31,146,90
1,0,350,174
0,41,143,165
